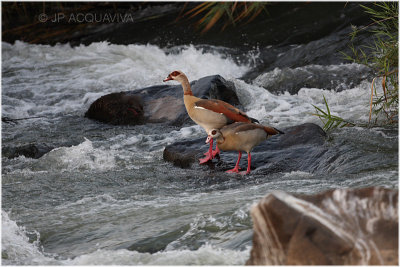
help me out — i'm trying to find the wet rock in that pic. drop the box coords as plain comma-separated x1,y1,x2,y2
2,140,82,160
86,75,241,127
163,123,327,173
85,92,145,125
252,63,373,94
246,187,398,265
163,138,203,168
133,75,240,127
242,25,374,84
2,143,55,159
126,226,189,254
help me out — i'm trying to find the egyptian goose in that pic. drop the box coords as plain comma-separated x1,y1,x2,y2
163,71,258,164
206,122,283,174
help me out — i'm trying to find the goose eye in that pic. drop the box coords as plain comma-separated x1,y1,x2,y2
171,71,180,76
211,130,217,135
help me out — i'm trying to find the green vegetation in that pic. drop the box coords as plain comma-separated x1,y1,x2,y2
181,2,269,33
311,96,356,132
313,2,398,130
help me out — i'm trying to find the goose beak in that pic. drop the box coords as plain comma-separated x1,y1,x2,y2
206,135,212,144
163,76,172,82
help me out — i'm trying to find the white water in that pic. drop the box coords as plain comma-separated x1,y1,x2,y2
66,245,250,265
3,183,258,265
234,77,374,127
2,41,396,265
2,41,249,118
2,210,250,265
1,211,58,265
2,41,377,125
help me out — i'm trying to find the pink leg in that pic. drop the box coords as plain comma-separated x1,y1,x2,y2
240,153,251,175
226,151,242,173
203,137,212,156
212,144,221,157
203,141,220,157
199,138,214,164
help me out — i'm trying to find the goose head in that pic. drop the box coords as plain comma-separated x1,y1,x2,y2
163,70,185,82
206,129,223,144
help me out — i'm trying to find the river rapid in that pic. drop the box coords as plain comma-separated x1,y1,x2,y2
1,37,398,265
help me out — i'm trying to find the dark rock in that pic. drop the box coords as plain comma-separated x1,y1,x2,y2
132,75,241,127
2,143,55,159
125,225,189,254
242,25,374,85
85,92,144,125
246,187,398,265
163,138,203,168
163,123,327,174
2,140,82,159
86,75,241,127
251,60,374,94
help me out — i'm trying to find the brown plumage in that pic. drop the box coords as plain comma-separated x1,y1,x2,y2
207,122,283,174
194,99,252,123
163,70,256,164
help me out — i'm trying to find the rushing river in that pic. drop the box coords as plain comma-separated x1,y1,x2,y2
2,41,398,265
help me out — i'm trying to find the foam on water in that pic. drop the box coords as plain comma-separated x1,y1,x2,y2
3,124,204,175
253,63,372,92
3,41,379,135
231,73,374,127
1,210,58,265
35,138,117,172
2,210,249,265
2,41,395,266
2,41,250,118
65,244,250,265
109,124,203,151
2,188,254,265
54,184,253,215
282,171,313,178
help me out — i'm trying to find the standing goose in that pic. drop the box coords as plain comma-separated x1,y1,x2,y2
206,122,283,174
163,71,258,164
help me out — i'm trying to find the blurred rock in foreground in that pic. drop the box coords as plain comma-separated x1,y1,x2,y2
247,187,398,265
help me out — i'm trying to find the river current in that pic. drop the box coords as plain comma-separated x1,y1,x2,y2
2,41,398,265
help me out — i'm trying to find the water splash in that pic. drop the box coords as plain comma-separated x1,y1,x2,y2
1,210,58,265
65,244,250,265
2,42,250,118
253,63,372,93
36,138,117,172
232,76,373,127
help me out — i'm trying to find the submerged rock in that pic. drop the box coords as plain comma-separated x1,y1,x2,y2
246,187,398,265
253,63,373,94
2,143,55,159
2,141,81,159
163,123,327,174
85,75,241,126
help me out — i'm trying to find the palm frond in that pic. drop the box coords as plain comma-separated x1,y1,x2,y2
182,2,269,33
